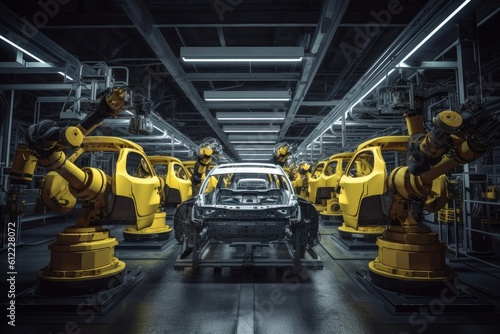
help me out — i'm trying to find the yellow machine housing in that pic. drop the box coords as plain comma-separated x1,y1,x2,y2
307,160,327,211
185,138,221,195
292,161,313,198
7,87,175,295
338,136,410,240
148,156,194,243
350,97,498,295
149,156,193,205
308,152,353,223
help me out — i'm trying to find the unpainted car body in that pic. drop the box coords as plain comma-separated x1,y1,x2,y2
173,163,320,269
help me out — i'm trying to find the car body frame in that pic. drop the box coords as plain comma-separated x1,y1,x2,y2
173,162,322,270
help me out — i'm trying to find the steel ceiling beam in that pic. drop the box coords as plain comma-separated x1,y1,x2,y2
278,0,350,142
184,72,300,82
204,102,289,109
119,0,239,160
298,0,472,155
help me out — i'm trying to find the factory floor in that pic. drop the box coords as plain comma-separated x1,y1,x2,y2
2,214,500,334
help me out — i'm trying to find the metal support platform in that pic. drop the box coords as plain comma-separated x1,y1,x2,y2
319,214,343,226
174,239,323,271
10,267,144,314
331,231,378,250
356,267,498,314
115,234,175,250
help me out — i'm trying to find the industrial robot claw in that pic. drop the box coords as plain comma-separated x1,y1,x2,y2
8,86,173,295
368,97,500,294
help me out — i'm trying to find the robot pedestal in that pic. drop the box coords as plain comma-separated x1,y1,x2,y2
337,224,384,242
122,211,172,241
319,199,343,225
38,226,126,295
368,225,456,295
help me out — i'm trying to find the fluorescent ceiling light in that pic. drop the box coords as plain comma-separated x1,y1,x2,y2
238,153,273,156
233,145,275,151
0,35,45,63
312,140,338,144
216,112,285,121
399,0,471,64
231,140,276,144
228,134,277,140
331,0,470,125
333,69,396,124
152,125,171,139
0,34,73,80
181,46,304,62
228,134,277,143
57,72,74,80
205,91,291,102
224,125,280,133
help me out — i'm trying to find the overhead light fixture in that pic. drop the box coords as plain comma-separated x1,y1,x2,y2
216,112,285,121
231,140,276,144
228,134,277,140
0,34,45,62
224,125,280,133
399,0,471,64
228,134,277,144
238,153,273,156
241,158,272,161
181,46,304,62
0,34,74,81
205,91,291,102
233,145,275,151
331,0,471,125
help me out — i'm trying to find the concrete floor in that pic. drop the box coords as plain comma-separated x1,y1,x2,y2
2,216,500,334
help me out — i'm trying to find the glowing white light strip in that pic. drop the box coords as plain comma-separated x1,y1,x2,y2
0,35,73,80
238,153,273,156
399,0,471,64
0,35,45,62
333,69,395,124
217,117,285,121
233,147,274,151
216,112,285,121
224,126,280,133
206,91,291,102
230,140,276,144
57,71,74,81
182,57,303,62
207,98,290,102
329,0,470,127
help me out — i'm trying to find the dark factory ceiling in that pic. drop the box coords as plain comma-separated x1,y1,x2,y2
1,0,499,162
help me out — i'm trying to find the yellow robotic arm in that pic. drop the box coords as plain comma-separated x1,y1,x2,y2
10,87,132,224
9,87,132,214
388,98,495,226
273,142,291,167
293,160,313,198
369,97,500,294
5,87,161,295
191,138,222,186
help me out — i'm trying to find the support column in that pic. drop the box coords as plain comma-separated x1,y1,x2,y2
456,13,482,257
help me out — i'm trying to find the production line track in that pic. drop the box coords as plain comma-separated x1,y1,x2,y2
3,222,500,334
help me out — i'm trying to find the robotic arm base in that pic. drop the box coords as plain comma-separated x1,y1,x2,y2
368,225,456,295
